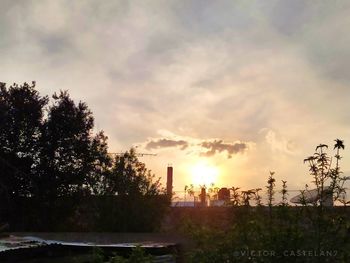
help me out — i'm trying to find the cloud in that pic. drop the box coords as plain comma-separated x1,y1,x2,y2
200,140,248,158
143,133,251,159
145,138,189,150
265,130,297,154
1,1,350,190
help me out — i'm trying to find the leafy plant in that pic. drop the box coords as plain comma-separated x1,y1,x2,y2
280,180,288,206
266,171,276,207
184,140,350,262
229,187,241,206
83,246,154,263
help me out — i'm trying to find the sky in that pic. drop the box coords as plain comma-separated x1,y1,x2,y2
1,0,350,198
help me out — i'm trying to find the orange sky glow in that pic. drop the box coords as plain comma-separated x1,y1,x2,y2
1,1,350,198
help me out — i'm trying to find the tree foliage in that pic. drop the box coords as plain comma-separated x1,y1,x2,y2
0,82,167,231
36,90,111,198
0,82,48,197
106,148,162,196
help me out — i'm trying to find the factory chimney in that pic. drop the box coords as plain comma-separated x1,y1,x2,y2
200,187,207,207
166,165,173,197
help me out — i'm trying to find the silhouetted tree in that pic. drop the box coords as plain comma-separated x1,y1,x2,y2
331,139,346,200
94,149,168,232
86,131,111,195
0,82,48,197
185,184,195,204
253,188,262,206
35,91,110,198
266,171,276,207
0,82,167,231
106,148,161,196
304,140,347,206
280,180,288,206
208,183,220,201
229,187,241,206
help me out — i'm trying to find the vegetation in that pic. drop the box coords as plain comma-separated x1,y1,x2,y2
89,246,154,263
0,82,169,232
184,140,350,262
1,81,349,262
19,246,156,263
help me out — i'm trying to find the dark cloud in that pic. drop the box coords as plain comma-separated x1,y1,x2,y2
172,0,255,36
37,33,74,55
268,0,311,35
146,138,189,150
200,140,247,158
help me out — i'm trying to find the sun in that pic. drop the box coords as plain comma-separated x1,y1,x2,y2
189,160,220,186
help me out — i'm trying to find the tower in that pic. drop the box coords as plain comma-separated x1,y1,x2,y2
200,187,207,206
166,165,173,197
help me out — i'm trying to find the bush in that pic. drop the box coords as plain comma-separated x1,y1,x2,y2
184,140,350,262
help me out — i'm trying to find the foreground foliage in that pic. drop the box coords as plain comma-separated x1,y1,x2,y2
184,140,350,262
0,82,168,231
92,246,154,263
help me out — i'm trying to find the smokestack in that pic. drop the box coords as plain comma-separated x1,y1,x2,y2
200,187,206,207
166,165,173,197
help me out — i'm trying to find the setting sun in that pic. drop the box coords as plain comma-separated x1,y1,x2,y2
189,161,220,186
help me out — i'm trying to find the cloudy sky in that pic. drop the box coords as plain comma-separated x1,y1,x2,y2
1,0,350,196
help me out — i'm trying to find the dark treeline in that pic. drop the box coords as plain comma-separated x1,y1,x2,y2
0,82,169,231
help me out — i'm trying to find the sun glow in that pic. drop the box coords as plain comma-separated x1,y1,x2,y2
189,161,220,186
